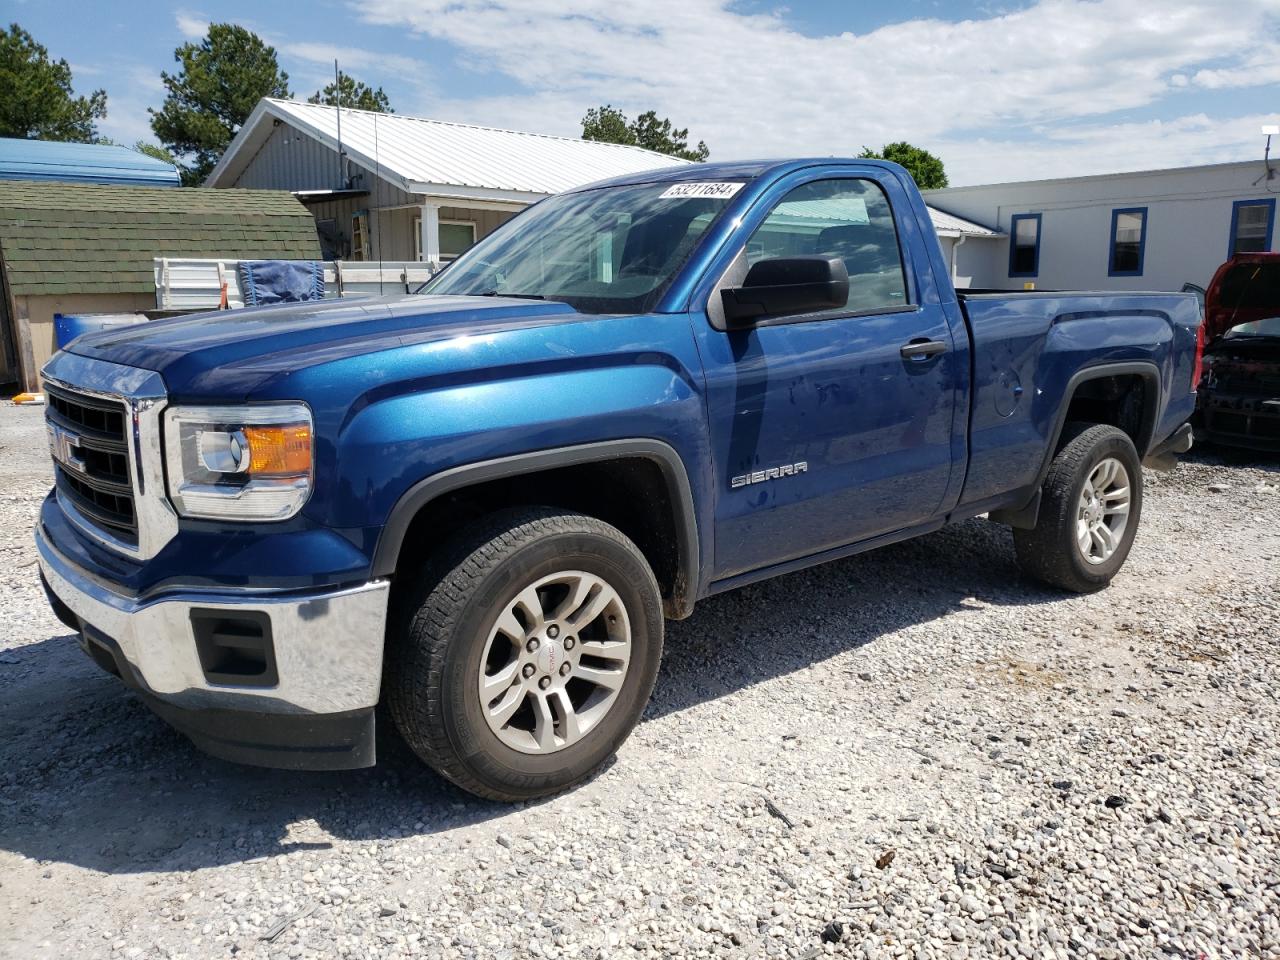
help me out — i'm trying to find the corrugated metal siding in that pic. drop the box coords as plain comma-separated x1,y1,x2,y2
442,206,516,237
259,99,690,195
233,126,420,211
232,125,339,192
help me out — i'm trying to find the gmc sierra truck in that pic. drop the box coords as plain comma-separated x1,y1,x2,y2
36,159,1201,801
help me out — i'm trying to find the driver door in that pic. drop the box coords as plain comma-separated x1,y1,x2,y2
694,174,964,580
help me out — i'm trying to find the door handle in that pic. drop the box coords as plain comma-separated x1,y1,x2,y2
900,338,947,359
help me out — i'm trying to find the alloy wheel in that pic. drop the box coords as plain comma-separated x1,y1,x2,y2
1076,456,1131,565
477,570,631,754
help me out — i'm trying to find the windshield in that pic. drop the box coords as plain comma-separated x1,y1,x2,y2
1224,316,1280,339
421,181,745,313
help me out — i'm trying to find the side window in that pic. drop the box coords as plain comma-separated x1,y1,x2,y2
1229,199,1275,256
1108,207,1147,276
1008,213,1040,277
746,178,908,314
440,220,478,260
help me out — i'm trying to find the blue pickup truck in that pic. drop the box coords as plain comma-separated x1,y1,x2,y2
36,159,1200,800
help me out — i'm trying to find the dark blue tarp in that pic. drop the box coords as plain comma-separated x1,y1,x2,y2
238,260,325,306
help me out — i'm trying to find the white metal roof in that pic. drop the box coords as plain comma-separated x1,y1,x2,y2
207,99,691,201
927,206,1000,238
208,100,998,240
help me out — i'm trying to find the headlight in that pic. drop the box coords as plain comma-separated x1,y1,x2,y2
163,404,313,520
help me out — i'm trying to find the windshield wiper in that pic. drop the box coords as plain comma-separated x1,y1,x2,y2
476,290,545,300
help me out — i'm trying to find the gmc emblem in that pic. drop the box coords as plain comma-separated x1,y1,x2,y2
47,423,87,474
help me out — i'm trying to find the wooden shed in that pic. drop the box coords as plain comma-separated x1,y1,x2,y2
0,181,321,390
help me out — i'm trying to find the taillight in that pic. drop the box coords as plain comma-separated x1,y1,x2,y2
1191,321,1205,392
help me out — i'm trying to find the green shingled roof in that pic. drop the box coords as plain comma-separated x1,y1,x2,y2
0,181,320,297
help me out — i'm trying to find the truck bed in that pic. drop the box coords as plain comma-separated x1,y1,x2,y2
954,289,1201,515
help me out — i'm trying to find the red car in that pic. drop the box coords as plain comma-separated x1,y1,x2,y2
1194,254,1280,452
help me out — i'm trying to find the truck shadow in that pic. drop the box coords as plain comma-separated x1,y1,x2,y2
0,517,1066,875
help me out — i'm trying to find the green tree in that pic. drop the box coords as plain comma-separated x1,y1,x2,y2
858,141,948,189
581,104,709,162
581,105,633,147
0,23,106,141
132,140,176,164
150,23,290,185
308,73,392,112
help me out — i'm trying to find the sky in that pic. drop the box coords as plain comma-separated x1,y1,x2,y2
7,0,1280,186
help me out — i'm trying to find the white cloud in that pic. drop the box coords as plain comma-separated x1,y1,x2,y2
97,90,162,147
277,41,424,79
91,65,169,146
174,11,208,39
354,0,1280,180
936,113,1280,185
164,14,431,101
1192,53,1280,90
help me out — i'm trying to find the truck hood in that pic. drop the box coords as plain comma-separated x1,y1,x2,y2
64,295,585,397
1203,255,1280,342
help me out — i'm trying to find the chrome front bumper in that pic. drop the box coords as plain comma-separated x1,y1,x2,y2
36,524,389,717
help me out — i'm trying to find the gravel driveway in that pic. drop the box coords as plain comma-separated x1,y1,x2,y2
1,400,1277,960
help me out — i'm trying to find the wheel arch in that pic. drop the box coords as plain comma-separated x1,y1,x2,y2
371,439,701,619
1039,361,1161,486
992,361,1161,530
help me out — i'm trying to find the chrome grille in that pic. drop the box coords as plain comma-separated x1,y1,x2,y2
45,382,138,546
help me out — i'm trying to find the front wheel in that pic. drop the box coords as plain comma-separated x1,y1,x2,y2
1013,423,1143,593
386,507,664,801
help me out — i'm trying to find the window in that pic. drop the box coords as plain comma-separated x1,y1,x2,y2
440,221,477,259
351,211,370,261
1108,207,1147,277
745,178,908,314
1229,198,1275,256
414,218,478,262
1008,213,1041,277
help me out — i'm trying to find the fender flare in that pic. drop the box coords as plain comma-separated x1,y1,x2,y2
370,439,701,618
992,361,1162,529
1038,361,1162,485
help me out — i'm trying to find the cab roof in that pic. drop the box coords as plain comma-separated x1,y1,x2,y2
570,158,906,192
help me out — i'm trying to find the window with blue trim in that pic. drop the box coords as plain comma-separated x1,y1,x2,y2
1229,198,1275,256
1108,207,1147,276
1009,213,1041,277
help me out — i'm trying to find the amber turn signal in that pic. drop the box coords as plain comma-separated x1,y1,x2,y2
243,423,312,476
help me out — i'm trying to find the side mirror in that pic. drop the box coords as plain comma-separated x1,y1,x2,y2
720,256,849,328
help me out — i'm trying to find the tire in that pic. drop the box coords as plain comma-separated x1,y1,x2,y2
386,506,664,802
1013,423,1143,593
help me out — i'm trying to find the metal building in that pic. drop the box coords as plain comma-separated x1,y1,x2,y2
925,159,1280,291
208,99,1000,270
0,137,180,188
205,99,690,267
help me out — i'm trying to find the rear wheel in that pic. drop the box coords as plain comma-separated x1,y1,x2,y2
386,507,663,801
1013,423,1143,593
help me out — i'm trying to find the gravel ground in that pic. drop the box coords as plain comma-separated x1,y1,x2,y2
1,399,1277,960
